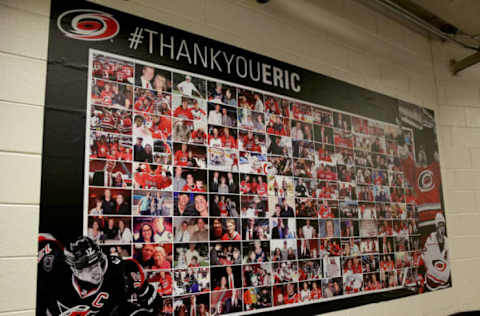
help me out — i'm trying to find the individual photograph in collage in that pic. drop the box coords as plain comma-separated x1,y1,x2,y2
172,95,207,121
208,102,237,128
238,107,265,132
265,95,289,117
173,73,206,98
207,80,237,106
91,79,133,109
238,88,264,112
92,54,134,84
90,105,132,135
133,86,172,115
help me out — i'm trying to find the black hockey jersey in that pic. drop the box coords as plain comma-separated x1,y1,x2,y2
37,235,158,316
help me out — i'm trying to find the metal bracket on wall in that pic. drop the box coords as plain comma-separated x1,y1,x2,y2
450,52,480,75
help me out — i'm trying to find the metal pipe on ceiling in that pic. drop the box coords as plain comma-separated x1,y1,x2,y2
371,0,479,51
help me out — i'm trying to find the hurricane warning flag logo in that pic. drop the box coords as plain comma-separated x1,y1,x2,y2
57,9,119,41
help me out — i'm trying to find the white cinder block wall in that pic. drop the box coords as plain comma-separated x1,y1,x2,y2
0,0,478,315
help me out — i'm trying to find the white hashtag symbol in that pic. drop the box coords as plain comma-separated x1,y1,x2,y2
128,27,144,49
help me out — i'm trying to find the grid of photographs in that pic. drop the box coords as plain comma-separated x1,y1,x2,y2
85,51,424,315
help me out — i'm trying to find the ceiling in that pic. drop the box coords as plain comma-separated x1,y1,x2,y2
410,0,480,37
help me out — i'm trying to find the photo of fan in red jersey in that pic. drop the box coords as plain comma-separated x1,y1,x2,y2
290,102,313,123
147,271,173,296
133,112,172,141
264,95,289,117
316,181,338,200
87,188,132,216
135,64,172,92
89,159,132,188
173,95,207,121
210,218,241,242
133,87,172,115
173,117,208,145
239,173,268,196
133,162,172,190
174,142,207,169
272,261,299,284
316,200,338,219
352,116,368,134
334,128,353,149
90,105,132,135
91,79,133,109
315,143,335,164
92,54,134,84
208,125,238,150
343,273,363,295
299,280,323,302
273,283,299,306
238,88,264,112
207,80,237,106
265,113,290,136
316,162,337,181
238,130,266,153
89,132,132,161
298,260,322,282
363,273,383,291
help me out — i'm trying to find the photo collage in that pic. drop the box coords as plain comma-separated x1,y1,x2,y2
85,51,426,315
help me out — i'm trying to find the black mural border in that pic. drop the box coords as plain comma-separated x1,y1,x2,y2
40,0,441,315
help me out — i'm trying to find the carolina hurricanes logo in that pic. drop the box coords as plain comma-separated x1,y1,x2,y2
418,169,434,192
57,10,119,41
432,259,447,272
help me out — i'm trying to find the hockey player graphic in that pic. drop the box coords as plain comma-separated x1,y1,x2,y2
37,235,160,315
421,212,450,291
